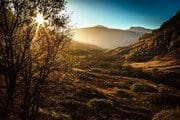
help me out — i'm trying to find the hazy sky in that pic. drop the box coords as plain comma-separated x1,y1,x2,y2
66,0,179,29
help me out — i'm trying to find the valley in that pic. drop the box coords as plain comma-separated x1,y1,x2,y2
38,66,180,120
35,12,180,119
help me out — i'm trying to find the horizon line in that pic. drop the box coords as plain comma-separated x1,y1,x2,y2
72,24,159,30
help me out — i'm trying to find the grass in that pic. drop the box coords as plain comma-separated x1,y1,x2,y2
34,65,179,119
114,88,135,98
74,87,106,102
62,100,92,119
146,93,180,106
114,82,130,89
130,83,158,93
152,107,180,120
38,108,72,120
87,98,114,119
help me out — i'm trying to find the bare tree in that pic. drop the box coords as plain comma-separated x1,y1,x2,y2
0,0,71,119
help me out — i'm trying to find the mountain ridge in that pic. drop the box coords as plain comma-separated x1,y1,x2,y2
129,26,152,34
102,12,180,87
73,25,152,49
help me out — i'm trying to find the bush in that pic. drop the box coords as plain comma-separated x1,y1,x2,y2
120,66,150,79
115,88,134,98
114,82,130,89
87,98,114,119
74,87,106,101
152,108,180,120
99,62,110,69
130,83,158,93
38,108,72,120
146,93,180,106
62,100,91,120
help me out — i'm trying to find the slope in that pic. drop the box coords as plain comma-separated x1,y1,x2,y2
73,25,152,49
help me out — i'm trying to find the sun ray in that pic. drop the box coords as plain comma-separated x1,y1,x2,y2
43,27,52,41
31,12,53,49
32,24,40,42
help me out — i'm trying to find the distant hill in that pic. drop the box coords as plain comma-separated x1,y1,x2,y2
126,11,180,62
105,12,180,85
67,40,104,58
73,25,152,49
108,12,180,60
129,26,152,34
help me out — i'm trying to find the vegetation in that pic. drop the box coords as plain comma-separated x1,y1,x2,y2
75,87,106,102
87,98,114,119
152,108,180,120
130,83,158,92
114,88,135,98
0,0,71,119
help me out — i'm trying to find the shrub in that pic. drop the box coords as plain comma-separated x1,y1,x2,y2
114,82,130,89
146,93,180,106
130,83,158,93
87,98,114,119
74,88,106,101
115,88,134,98
99,62,110,69
38,108,72,120
62,100,91,120
120,66,150,79
152,108,180,120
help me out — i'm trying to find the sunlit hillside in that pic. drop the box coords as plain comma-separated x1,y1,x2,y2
69,40,103,50
73,25,152,49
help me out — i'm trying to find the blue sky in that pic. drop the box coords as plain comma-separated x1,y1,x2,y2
66,0,180,29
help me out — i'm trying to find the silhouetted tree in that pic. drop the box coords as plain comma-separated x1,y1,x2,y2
0,0,71,119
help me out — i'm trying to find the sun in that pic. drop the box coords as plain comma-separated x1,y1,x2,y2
34,13,45,25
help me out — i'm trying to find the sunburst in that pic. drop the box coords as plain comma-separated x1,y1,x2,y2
34,13,46,25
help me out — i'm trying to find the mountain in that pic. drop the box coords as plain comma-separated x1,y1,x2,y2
129,26,152,34
126,11,180,62
109,12,180,60
93,25,108,28
106,12,180,86
73,25,152,49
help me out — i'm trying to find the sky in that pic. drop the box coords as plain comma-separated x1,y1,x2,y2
66,0,180,29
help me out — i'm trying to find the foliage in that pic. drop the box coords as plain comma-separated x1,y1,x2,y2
146,93,180,106
75,87,106,102
152,108,180,120
87,98,114,119
130,83,158,93
62,100,92,120
99,62,111,69
38,108,72,120
0,0,71,119
115,88,135,98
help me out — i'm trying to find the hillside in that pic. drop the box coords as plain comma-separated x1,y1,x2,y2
126,12,180,61
129,26,152,34
98,12,180,87
36,19,180,118
37,68,180,120
73,25,152,49
69,40,103,50
71,12,180,87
